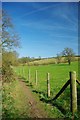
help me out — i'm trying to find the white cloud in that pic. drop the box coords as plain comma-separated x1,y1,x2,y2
50,34,78,39
21,20,77,32
20,4,55,18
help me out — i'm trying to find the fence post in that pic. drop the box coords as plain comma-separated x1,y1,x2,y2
35,70,37,85
47,73,50,97
22,67,24,77
28,69,30,83
70,71,77,116
18,68,21,76
18,68,20,75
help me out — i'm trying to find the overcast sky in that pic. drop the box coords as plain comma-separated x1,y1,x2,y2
2,2,78,58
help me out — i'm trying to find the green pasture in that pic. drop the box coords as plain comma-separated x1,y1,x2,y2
14,61,80,117
14,61,79,93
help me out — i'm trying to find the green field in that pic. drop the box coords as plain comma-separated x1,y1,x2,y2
14,61,80,118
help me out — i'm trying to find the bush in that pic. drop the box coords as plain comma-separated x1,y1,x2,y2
2,61,15,83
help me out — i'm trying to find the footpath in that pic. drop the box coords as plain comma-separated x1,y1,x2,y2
19,80,48,118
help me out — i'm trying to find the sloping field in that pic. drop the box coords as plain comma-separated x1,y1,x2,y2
25,56,80,66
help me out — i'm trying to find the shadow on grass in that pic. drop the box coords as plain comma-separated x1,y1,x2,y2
32,90,47,98
57,63,69,66
40,97,67,115
32,89,68,116
18,76,26,81
32,89,67,115
18,77,33,88
23,80,29,83
40,85,80,119
26,83,33,87
32,89,44,94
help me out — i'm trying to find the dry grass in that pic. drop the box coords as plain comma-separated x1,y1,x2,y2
25,56,79,66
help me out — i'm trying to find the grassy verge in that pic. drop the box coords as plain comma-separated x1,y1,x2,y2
2,80,30,119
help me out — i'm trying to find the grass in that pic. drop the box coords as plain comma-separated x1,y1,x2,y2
2,80,30,119
14,61,80,118
14,61,79,94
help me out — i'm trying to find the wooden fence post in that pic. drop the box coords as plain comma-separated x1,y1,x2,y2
70,71,77,116
18,68,21,76
22,67,24,77
47,73,50,97
18,68,19,75
28,69,30,83
35,70,37,85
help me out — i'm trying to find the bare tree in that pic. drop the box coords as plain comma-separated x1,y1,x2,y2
1,10,20,49
62,47,75,65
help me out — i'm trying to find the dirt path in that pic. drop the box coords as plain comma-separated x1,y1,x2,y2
19,80,48,118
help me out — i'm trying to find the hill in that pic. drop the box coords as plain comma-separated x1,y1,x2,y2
25,56,80,66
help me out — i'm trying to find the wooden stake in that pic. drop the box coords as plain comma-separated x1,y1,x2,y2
35,70,37,85
47,73,50,97
70,71,77,116
18,68,21,76
28,69,30,83
22,67,24,77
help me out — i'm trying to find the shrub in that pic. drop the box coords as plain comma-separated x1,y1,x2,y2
2,61,15,83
